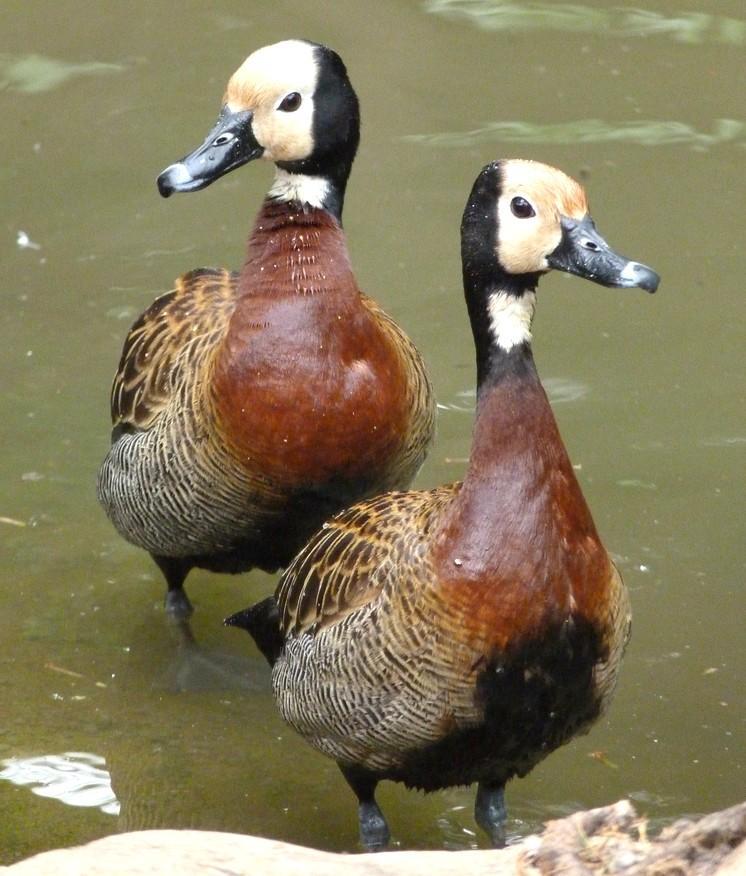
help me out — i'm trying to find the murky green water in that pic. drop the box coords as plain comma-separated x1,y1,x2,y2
1,0,744,864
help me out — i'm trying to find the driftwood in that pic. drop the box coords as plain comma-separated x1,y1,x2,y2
2,799,745,875
520,798,746,875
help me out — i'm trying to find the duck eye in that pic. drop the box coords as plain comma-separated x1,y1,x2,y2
510,196,536,219
278,92,302,112
212,132,234,147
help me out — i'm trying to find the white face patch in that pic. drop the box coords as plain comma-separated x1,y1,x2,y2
487,290,536,352
225,40,319,163
494,160,588,275
269,169,330,208
495,195,556,275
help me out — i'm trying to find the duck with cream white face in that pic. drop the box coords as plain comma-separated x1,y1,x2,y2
462,160,659,375
158,39,359,219
227,159,659,850
97,41,434,619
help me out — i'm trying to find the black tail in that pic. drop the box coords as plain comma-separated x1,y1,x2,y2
224,597,285,667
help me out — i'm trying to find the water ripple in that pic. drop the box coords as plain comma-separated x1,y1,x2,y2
0,751,119,815
0,54,124,94
424,1,745,45
404,118,745,150
699,436,746,448
438,377,588,413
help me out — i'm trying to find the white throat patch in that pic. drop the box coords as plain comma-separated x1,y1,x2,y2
269,169,329,209
487,291,536,352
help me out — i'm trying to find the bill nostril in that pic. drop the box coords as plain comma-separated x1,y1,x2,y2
582,238,600,252
621,261,643,280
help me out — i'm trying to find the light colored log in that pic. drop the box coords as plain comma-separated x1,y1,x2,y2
3,799,744,876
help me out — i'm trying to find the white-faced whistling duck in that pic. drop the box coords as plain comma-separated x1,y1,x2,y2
226,159,660,849
97,40,435,618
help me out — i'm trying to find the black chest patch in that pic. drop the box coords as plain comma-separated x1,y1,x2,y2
394,614,606,791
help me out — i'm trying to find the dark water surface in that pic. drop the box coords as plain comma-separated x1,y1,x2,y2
1,0,744,863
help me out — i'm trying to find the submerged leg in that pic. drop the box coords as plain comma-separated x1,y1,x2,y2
339,764,390,851
152,555,193,619
474,781,507,847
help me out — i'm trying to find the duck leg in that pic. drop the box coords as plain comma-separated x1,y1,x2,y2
152,555,194,619
474,781,507,847
339,764,390,851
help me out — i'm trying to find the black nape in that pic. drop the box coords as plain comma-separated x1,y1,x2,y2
275,44,360,222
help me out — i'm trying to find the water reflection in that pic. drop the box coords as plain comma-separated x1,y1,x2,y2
0,752,119,815
16,231,42,252
436,806,480,850
160,619,265,694
424,1,746,45
0,53,124,93
405,118,746,150
616,479,658,491
699,436,746,447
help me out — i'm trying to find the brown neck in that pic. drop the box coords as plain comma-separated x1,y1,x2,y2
433,346,603,596
237,198,356,300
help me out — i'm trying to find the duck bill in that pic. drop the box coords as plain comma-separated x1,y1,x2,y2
157,107,263,197
223,608,253,631
547,215,660,293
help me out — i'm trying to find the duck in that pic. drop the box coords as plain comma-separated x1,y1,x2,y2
96,40,435,618
226,159,660,849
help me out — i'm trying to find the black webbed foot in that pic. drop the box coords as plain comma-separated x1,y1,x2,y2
474,781,507,847
152,555,194,619
359,799,390,851
339,763,391,851
164,586,194,619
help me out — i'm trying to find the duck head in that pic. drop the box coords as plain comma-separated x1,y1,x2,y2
460,160,659,374
157,40,360,217
462,159,660,299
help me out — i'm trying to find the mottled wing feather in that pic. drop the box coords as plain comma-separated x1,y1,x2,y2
276,487,456,637
593,561,632,709
110,268,238,430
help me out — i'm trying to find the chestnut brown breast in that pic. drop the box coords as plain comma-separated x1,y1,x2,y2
212,203,413,486
430,374,614,660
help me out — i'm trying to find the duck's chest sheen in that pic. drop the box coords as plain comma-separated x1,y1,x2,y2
212,286,410,487
429,375,615,661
